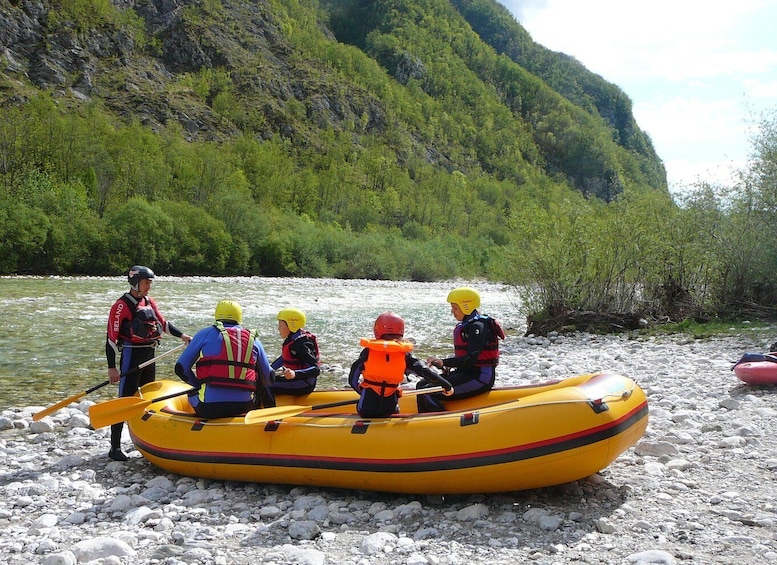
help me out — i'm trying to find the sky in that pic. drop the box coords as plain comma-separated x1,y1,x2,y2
500,0,777,192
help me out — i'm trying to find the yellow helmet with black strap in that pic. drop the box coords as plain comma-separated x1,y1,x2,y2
277,308,306,332
215,300,243,324
447,287,480,315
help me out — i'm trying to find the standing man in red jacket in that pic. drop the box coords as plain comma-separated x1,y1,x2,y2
105,266,191,461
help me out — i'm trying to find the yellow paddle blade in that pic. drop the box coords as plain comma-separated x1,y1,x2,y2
89,397,152,429
244,405,312,425
33,392,86,421
34,379,111,421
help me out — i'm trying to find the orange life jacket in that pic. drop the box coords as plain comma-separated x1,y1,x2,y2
359,338,413,397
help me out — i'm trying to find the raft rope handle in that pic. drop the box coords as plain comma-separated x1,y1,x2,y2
273,383,643,429
138,381,640,429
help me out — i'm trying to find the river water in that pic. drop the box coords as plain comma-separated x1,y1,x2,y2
0,276,524,410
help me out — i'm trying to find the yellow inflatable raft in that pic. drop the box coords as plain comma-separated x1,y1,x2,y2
126,372,648,494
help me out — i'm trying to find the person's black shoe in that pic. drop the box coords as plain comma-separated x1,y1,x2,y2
108,447,128,461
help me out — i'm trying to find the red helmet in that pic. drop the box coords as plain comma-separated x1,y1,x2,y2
374,312,405,339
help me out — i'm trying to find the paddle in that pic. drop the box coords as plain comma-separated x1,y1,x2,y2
33,342,187,421
244,386,446,425
89,386,197,429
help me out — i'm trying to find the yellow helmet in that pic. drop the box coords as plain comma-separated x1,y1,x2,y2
277,308,306,332
215,300,243,324
447,287,480,315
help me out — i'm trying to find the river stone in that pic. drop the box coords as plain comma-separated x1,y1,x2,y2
288,520,320,540
456,502,489,521
41,552,77,565
627,549,677,564
72,537,136,561
361,531,397,554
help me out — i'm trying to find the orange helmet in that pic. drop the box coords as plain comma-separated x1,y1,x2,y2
374,312,405,339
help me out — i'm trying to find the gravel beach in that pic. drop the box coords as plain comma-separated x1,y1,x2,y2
2,330,777,565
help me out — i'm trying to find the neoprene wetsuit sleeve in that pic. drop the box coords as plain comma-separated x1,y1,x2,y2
167,322,184,338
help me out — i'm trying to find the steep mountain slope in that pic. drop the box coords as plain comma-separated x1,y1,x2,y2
0,0,665,202
449,0,666,190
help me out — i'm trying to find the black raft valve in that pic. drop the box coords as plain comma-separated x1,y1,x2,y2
588,398,609,414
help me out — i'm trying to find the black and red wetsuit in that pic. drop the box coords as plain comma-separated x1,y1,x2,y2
106,292,185,446
269,329,321,396
417,310,504,413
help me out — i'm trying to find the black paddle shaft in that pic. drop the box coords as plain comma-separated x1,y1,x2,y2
85,380,110,394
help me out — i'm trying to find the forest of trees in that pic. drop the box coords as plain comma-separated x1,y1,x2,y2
0,94,515,281
2,0,776,332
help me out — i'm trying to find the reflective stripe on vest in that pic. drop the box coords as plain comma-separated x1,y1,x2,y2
359,338,413,397
195,322,258,390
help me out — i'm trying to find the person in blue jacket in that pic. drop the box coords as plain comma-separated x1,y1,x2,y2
175,300,275,418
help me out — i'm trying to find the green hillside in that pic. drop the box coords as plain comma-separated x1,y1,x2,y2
0,0,665,279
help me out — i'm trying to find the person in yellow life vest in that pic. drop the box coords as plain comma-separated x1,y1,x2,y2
348,312,452,418
174,300,275,419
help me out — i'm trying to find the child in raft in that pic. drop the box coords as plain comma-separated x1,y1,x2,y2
348,311,452,418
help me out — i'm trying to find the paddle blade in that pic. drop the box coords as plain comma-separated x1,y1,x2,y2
89,397,152,429
33,392,86,421
244,405,311,425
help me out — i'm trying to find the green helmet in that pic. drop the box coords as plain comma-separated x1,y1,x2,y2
215,300,243,324
277,308,306,332
447,287,480,315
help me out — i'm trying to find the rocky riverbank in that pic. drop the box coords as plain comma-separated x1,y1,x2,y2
2,331,777,565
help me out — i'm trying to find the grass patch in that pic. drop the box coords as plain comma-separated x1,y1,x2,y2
632,318,777,341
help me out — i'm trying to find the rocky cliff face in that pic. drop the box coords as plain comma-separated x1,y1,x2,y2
1,0,384,143
0,0,665,197
2,0,133,96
